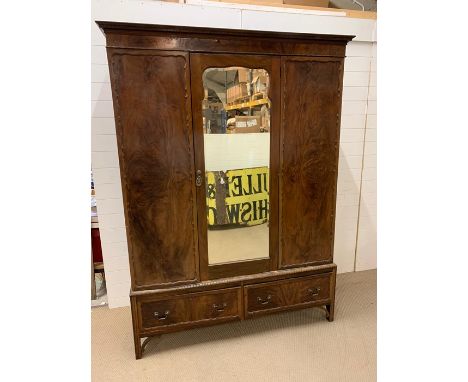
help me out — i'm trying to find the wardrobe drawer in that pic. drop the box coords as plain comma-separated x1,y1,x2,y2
190,288,241,321
140,298,191,329
244,273,332,317
138,287,242,332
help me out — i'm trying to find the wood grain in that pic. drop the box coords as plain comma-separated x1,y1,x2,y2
280,57,343,268
97,21,353,57
244,273,331,317
190,288,240,321
137,287,242,334
207,258,271,280
141,297,191,329
108,49,199,290
190,53,281,280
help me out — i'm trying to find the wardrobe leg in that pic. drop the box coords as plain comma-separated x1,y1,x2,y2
130,296,143,359
134,336,143,360
326,266,337,322
326,303,335,322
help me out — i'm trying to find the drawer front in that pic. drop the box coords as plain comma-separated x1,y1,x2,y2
247,283,283,312
245,273,332,317
140,298,191,329
138,287,241,332
191,289,240,321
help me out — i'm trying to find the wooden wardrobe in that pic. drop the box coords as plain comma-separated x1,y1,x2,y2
97,21,353,359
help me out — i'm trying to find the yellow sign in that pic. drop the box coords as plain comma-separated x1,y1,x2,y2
206,166,269,227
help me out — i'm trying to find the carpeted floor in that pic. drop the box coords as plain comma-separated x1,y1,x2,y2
92,270,376,382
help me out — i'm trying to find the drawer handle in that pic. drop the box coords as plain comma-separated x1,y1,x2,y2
212,302,227,312
308,287,321,297
257,295,272,305
153,310,170,320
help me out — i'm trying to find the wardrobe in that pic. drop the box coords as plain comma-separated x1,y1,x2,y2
97,21,353,359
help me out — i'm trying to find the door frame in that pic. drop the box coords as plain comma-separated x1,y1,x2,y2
190,53,281,280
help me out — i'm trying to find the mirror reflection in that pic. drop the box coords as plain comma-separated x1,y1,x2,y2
202,67,271,265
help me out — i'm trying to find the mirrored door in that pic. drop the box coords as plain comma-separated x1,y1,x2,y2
191,54,280,280
203,66,270,265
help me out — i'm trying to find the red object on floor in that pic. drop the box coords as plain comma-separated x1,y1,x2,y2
91,228,103,263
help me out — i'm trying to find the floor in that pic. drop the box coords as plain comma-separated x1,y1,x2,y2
92,269,376,382
208,223,269,264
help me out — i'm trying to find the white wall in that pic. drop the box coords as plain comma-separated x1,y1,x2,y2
355,42,377,270
335,41,374,274
91,0,377,308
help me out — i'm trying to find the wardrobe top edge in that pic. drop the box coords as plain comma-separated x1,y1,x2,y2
96,21,355,44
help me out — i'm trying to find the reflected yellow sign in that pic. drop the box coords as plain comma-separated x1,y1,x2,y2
206,166,269,227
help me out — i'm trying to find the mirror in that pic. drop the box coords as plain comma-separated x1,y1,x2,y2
202,67,271,265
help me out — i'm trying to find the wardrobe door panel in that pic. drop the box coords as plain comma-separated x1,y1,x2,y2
280,57,343,268
108,50,198,289
190,53,280,280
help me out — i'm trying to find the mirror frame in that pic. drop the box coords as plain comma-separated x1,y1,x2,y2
202,66,270,266
190,53,281,281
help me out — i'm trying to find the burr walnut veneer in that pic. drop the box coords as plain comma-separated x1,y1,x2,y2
97,21,353,359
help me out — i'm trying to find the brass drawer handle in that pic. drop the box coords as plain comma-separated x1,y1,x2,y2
212,302,227,312
257,295,272,305
308,287,321,297
153,310,170,320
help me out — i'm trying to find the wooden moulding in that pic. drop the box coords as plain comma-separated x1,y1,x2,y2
130,263,337,298
97,22,354,58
